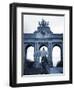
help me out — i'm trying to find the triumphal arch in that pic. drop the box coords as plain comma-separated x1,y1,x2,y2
24,19,63,68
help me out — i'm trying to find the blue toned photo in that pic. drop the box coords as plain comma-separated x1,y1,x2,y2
10,3,72,87
22,14,63,75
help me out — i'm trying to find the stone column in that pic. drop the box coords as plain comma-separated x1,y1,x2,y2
61,44,63,61
23,44,27,75
34,42,40,68
24,44,27,62
22,43,25,75
48,43,53,67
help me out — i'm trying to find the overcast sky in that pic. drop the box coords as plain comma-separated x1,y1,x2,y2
23,15,64,34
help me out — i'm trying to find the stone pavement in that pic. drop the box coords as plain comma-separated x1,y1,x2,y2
24,61,63,75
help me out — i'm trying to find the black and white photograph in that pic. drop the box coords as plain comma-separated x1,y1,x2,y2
10,3,72,87
23,14,64,75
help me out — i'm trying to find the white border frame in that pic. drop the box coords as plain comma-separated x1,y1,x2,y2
16,7,70,84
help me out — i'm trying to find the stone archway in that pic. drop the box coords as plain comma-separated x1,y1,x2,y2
26,46,34,62
52,43,63,67
23,19,63,74
52,46,61,67
39,45,48,63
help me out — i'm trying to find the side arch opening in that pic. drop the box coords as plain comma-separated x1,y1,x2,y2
52,46,61,67
26,46,34,62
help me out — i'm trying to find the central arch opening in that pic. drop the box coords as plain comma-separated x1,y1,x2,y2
39,46,48,63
